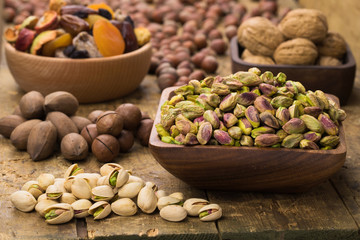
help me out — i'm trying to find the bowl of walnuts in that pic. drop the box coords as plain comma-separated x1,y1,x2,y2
231,9,356,105
4,3,152,103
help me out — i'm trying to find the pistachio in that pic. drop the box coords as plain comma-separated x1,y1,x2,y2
71,176,92,199
282,118,306,134
170,125,180,138
199,94,221,108
251,127,276,138
253,96,275,115
281,134,304,148
259,83,277,97
37,173,55,190
214,130,234,146
211,83,230,95
259,112,280,129
137,185,158,214
237,92,258,106
303,106,322,118
196,97,214,111
228,126,242,140
285,81,300,94
155,190,167,199
184,133,199,145
197,122,212,145
157,196,183,210
306,91,323,109
88,201,111,220
260,71,275,85
275,107,290,126
232,71,262,87
175,134,186,144
71,199,92,218
300,114,324,134
318,114,338,136
319,136,340,148
303,131,322,142
183,198,209,216
97,176,107,186
201,76,215,88
99,163,123,177
174,85,195,96
223,77,244,90
233,104,246,118
276,129,288,142
160,205,187,222
255,134,280,147
35,199,58,217
181,104,204,120
111,198,137,216
275,72,287,85
203,110,220,129
219,93,238,112
161,108,181,130
176,119,197,135
223,113,238,128
239,118,252,135
288,104,300,118
117,182,143,198
168,192,184,201
245,106,260,128
22,180,44,199
64,163,84,178
240,135,254,146
299,139,320,150
11,190,37,212
219,121,228,131
54,178,67,194
169,94,185,106
198,204,222,221
271,96,293,108
46,184,63,200
44,203,74,224
239,86,250,93
295,93,310,106
106,168,129,189
315,90,330,110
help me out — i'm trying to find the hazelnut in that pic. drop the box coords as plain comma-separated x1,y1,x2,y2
96,111,123,137
175,51,190,64
224,15,239,27
149,57,160,74
177,60,194,71
201,56,218,73
176,68,191,77
118,130,135,153
191,52,206,68
61,133,88,161
210,39,228,55
208,29,222,40
194,33,207,50
180,32,194,42
92,134,120,163
80,124,98,148
88,110,104,123
157,73,178,91
225,25,237,40
182,40,197,55
188,70,206,81
141,111,151,120
115,103,142,130
175,76,190,86
136,119,154,146
155,62,172,76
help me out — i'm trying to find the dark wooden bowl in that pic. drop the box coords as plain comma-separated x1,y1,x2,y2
230,37,356,105
149,87,347,193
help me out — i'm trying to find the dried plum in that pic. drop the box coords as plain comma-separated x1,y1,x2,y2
63,45,76,57
98,8,112,20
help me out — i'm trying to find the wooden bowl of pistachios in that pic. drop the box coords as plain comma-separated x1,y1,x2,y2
149,86,347,193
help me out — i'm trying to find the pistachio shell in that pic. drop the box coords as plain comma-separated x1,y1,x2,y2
155,190,167,199
183,198,209,216
46,185,63,200
54,178,67,193
117,182,143,198
111,198,137,216
22,180,44,199
37,193,47,202
127,175,145,186
35,199,58,217
100,163,123,176
64,176,76,192
168,192,184,201
106,168,129,188
76,173,100,189
60,193,77,204
10,190,37,212
97,176,108,186
160,205,187,222
44,203,74,224
157,196,182,210
37,173,55,190
64,163,84,178
71,199,92,218
88,201,111,220
91,185,114,201
198,203,222,221
71,177,92,199
137,185,158,214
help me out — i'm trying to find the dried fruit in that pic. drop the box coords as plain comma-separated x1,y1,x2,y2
34,10,59,34
30,30,58,55
93,19,125,57
42,33,72,57
15,28,36,52
60,14,89,36
134,27,151,46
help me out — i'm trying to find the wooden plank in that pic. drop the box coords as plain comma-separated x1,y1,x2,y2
209,182,359,240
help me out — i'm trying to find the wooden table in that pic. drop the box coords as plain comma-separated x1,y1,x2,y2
1,3,360,240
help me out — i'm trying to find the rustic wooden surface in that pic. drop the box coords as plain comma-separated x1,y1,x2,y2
1,0,360,239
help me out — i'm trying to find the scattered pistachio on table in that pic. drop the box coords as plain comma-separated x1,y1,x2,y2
157,68,346,150
10,163,222,224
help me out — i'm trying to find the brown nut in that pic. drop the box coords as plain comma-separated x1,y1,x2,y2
19,91,45,119
243,55,275,65
10,119,42,150
188,70,206,81
44,91,79,116
157,73,177,91
136,118,154,146
210,39,227,55
274,38,318,65
46,111,78,142
278,9,328,43
92,134,120,163
27,121,57,161
191,52,206,68
201,56,218,74
194,33,207,50
96,111,123,137
118,130,134,153
70,116,92,132
318,56,342,66
61,133,88,161
225,25,237,40
317,32,347,59
238,17,284,57
0,115,26,138
80,124,98,148
88,110,104,123
115,103,142,130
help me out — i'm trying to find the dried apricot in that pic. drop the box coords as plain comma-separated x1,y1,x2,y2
134,27,151,46
42,33,72,57
93,19,125,57
87,3,114,19
5,27,19,42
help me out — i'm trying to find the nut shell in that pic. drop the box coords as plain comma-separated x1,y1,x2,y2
237,17,284,57
99,163,123,177
96,111,123,136
91,185,114,201
37,173,55,190
35,199,58,217
160,205,187,222
46,111,78,142
44,203,74,224
64,163,84,178
11,190,37,212
115,103,142,130
117,182,143,198
71,116,92,132
198,203,222,221
278,9,328,43
71,199,92,218
274,38,318,65
0,114,26,138
10,119,41,150
92,134,120,163
317,32,347,59
19,91,45,119
111,198,137,216
88,201,111,220
61,133,88,161
183,198,209,216
44,91,79,116
243,55,275,65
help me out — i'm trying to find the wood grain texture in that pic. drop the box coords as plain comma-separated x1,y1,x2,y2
149,87,346,193
231,37,356,105
4,42,152,103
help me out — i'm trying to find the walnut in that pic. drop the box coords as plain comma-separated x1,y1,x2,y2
274,38,318,65
237,17,284,57
317,32,347,59
241,49,255,59
278,9,328,43
318,56,342,66
243,56,275,65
